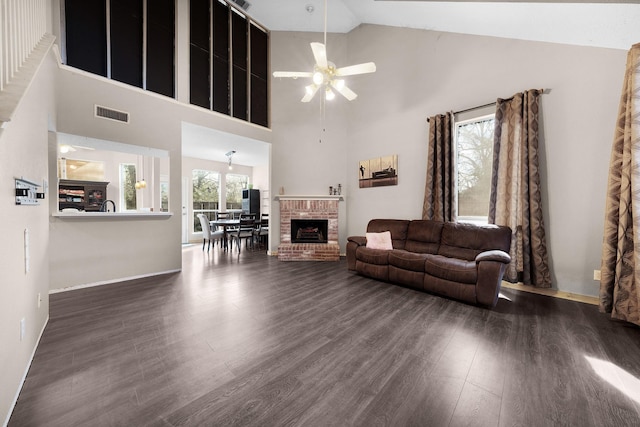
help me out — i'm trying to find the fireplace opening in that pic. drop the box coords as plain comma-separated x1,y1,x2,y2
291,219,328,243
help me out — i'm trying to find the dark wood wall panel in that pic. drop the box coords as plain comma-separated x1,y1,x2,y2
231,12,247,120
250,75,268,127
232,66,247,120
190,46,211,109
250,24,267,79
212,1,229,115
110,0,143,87
250,24,268,126
212,57,229,114
147,0,175,97
65,0,107,76
190,0,211,108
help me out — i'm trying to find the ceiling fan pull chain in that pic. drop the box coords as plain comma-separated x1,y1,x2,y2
319,96,326,143
323,0,327,46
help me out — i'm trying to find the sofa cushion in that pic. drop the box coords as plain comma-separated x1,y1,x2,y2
438,222,511,261
389,265,424,290
356,246,391,265
424,274,477,304
366,231,393,250
404,220,443,254
356,260,389,281
424,254,477,284
389,250,429,272
366,219,410,250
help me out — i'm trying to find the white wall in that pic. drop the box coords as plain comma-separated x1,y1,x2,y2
271,25,627,297
0,52,55,425
49,53,271,291
270,32,351,255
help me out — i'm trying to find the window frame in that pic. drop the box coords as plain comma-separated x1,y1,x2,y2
225,173,249,211
454,110,495,225
119,163,138,211
192,168,220,233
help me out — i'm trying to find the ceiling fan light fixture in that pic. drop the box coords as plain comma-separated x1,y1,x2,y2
325,88,335,101
272,0,375,105
312,71,324,85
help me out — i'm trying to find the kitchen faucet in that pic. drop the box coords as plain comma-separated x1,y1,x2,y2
100,200,116,212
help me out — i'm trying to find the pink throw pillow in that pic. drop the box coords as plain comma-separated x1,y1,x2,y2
366,231,393,250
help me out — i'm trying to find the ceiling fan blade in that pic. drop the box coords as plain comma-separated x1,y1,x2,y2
301,84,320,102
331,81,358,101
273,71,313,79
335,62,377,77
310,42,328,69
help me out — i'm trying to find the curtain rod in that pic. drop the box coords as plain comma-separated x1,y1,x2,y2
427,88,547,122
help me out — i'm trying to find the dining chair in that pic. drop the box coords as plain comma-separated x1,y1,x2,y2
215,211,231,220
216,211,237,234
229,217,256,252
253,213,269,248
197,214,224,251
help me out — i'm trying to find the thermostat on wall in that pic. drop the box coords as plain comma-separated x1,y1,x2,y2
15,178,44,206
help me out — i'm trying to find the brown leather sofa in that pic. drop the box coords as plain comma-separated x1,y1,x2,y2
346,219,512,308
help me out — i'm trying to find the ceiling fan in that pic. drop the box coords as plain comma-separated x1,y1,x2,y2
272,0,376,103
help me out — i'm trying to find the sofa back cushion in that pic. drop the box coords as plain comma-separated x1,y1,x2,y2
438,222,512,261
367,219,410,250
404,220,443,254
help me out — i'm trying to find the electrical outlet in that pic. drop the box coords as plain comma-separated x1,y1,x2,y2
37,292,41,308
593,270,601,281
20,318,25,341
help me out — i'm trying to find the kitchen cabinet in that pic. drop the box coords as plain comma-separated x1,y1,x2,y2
58,179,109,212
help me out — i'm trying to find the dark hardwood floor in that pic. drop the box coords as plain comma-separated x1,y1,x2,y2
9,245,640,426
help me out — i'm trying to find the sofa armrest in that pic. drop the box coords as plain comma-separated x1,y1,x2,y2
476,250,511,264
346,237,366,271
347,236,367,246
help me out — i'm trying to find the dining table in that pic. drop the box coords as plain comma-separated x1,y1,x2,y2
210,218,240,251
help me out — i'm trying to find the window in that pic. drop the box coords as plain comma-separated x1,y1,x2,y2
192,169,220,232
225,174,248,210
189,0,269,127
455,114,495,224
63,0,175,97
120,164,137,211
160,175,169,212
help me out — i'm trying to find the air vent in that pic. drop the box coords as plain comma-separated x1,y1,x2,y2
95,105,129,123
229,0,250,11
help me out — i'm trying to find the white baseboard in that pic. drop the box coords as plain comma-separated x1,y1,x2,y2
3,315,49,427
500,281,599,305
49,269,182,294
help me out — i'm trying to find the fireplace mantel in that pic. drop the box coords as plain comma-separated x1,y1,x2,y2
275,195,344,202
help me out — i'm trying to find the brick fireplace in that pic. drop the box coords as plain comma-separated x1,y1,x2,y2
277,195,342,261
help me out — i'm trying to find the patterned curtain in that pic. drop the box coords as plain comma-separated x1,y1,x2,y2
488,90,551,288
423,112,456,221
600,43,640,326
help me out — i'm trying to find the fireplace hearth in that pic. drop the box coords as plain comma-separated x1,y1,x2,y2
291,219,328,243
277,195,341,261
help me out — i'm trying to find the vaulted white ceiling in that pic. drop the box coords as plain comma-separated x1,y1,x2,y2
247,0,640,50
187,0,639,166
